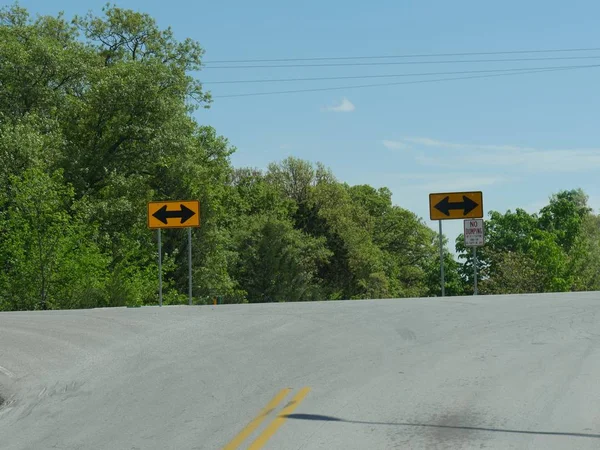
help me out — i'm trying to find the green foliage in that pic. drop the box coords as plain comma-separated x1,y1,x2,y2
424,249,466,297
478,251,542,295
0,4,451,310
457,190,596,295
539,189,591,252
568,214,600,291
0,168,109,310
232,214,331,303
374,205,439,297
0,6,93,120
3,4,599,310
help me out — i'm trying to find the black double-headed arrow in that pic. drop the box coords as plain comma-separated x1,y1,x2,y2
152,204,196,225
434,195,479,216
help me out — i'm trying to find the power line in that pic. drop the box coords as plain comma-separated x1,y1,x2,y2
213,64,600,98
204,46,600,64
203,55,600,69
202,63,600,84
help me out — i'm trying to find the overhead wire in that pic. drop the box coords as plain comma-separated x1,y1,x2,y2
201,63,600,84
203,46,600,64
212,64,600,98
204,55,600,69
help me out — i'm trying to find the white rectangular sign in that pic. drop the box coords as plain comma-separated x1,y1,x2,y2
464,219,485,247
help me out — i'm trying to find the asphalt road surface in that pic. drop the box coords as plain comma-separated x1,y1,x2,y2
2,292,600,449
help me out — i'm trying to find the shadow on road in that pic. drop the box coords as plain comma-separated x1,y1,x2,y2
284,414,600,439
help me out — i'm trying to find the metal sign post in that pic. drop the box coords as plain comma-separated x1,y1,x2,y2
439,220,445,297
430,191,484,298
158,229,163,307
148,200,201,307
188,227,193,306
464,219,485,296
473,247,478,296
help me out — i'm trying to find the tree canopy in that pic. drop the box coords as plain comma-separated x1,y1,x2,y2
456,189,600,295
1,4,597,310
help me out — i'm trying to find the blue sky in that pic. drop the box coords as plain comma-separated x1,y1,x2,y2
16,0,600,250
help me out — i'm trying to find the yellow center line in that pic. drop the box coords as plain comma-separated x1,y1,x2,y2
248,387,311,450
222,388,291,450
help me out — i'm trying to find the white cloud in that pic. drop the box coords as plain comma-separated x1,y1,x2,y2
394,173,510,192
323,97,355,113
404,137,534,152
404,137,449,147
381,140,409,150
399,136,600,173
416,148,600,172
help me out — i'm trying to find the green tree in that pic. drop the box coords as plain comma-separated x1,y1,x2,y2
0,5,95,120
539,189,591,252
457,208,539,294
457,192,588,294
568,213,600,291
232,215,331,303
0,168,109,310
0,4,229,309
7,3,568,309
310,180,387,299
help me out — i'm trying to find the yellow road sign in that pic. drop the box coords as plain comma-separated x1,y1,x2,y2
429,191,483,221
147,200,200,229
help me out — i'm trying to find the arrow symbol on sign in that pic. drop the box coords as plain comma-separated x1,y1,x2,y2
434,195,479,216
152,204,196,225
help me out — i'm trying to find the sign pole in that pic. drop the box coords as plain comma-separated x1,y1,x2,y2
158,229,163,307
188,227,193,306
473,246,478,296
429,192,484,297
439,220,445,297
148,200,201,307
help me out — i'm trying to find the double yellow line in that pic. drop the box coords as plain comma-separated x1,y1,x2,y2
223,387,311,450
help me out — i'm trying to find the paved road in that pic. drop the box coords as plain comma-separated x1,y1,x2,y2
1,293,600,449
